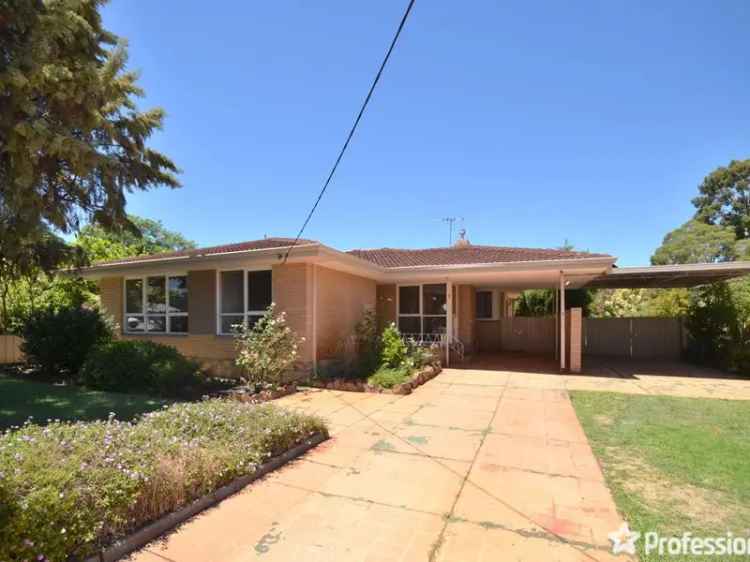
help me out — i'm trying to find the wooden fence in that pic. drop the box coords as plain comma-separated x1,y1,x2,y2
0,335,23,364
583,317,684,359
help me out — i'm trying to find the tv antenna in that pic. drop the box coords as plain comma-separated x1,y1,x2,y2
442,217,464,245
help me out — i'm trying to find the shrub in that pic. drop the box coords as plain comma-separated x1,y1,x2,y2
367,366,411,389
234,304,304,389
79,340,202,397
685,283,738,367
0,400,327,561
353,309,381,375
404,339,437,370
20,306,113,377
380,323,407,369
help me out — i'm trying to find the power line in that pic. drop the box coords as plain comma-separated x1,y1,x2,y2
282,0,417,263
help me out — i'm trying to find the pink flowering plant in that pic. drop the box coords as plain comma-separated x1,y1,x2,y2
0,400,326,561
234,303,304,390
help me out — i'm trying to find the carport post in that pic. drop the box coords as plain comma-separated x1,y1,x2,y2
560,271,566,371
445,281,453,367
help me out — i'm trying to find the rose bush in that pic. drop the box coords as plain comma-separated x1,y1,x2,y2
234,304,304,389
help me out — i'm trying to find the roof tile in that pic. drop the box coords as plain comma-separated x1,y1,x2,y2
92,237,317,266
346,245,611,268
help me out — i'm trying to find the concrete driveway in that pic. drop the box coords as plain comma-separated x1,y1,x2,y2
130,368,631,562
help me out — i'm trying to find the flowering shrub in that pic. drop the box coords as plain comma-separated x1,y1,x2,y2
0,400,326,561
380,323,407,369
234,304,304,389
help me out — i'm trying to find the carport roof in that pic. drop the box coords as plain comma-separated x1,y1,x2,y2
585,262,750,289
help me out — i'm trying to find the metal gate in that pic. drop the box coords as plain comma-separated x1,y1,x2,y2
583,318,683,359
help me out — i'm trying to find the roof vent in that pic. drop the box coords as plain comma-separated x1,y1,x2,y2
454,228,471,247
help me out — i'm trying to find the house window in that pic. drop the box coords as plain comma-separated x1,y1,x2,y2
397,284,447,336
218,269,272,334
476,290,494,320
124,275,188,334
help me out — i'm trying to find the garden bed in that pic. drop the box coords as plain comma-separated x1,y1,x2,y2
220,383,298,403
0,399,327,562
307,363,442,395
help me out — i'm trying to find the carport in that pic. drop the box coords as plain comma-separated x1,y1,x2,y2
453,262,750,373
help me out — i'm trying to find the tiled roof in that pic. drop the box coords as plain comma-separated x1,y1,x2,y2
92,238,317,265
346,245,612,268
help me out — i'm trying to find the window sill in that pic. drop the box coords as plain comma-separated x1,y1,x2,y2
122,332,189,337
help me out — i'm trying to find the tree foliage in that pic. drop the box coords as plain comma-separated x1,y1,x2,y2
651,220,738,265
0,215,193,332
513,289,592,317
692,159,750,239
0,0,179,274
76,215,195,263
588,288,689,318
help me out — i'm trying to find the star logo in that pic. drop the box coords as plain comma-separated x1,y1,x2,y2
608,522,640,555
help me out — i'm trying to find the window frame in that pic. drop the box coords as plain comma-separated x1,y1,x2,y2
475,289,497,321
216,267,273,335
396,283,448,336
123,273,189,335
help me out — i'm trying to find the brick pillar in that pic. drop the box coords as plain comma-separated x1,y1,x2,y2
568,307,582,373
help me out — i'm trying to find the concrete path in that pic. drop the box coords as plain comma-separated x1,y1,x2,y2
464,353,750,400
130,369,632,562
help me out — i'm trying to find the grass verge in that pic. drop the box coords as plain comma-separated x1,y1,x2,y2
0,399,327,561
0,375,171,430
570,391,750,561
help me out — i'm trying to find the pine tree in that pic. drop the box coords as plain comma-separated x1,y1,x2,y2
0,0,180,268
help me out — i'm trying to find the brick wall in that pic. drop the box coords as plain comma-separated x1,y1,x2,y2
99,264,378,377
271,263,313,365
457,284,476,353
316,266,376,360
376,284,396,332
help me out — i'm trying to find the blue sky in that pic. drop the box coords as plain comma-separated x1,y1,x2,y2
102,1,750,266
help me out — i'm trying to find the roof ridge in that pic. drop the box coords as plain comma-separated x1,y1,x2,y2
347,244,604,253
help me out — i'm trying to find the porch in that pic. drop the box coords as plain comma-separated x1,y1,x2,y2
378,272,594,371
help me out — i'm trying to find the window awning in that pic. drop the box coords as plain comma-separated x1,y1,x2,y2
585,262,750,289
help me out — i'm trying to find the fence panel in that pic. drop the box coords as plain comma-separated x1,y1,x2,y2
499,317,556,353
631,318,683,359
0,335,23,364
583,318,682,359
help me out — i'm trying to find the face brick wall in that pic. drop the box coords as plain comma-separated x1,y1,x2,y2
271,263,313,364
316,267,376,360
376,284,397,332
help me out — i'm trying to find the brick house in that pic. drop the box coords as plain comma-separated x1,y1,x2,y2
79,235,750,376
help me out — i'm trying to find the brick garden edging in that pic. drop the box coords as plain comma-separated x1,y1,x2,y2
306,363,442,395
220,383,298,403
81,432,327,562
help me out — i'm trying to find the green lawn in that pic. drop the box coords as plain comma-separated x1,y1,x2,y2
0,376,172,430
571,391,750,561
